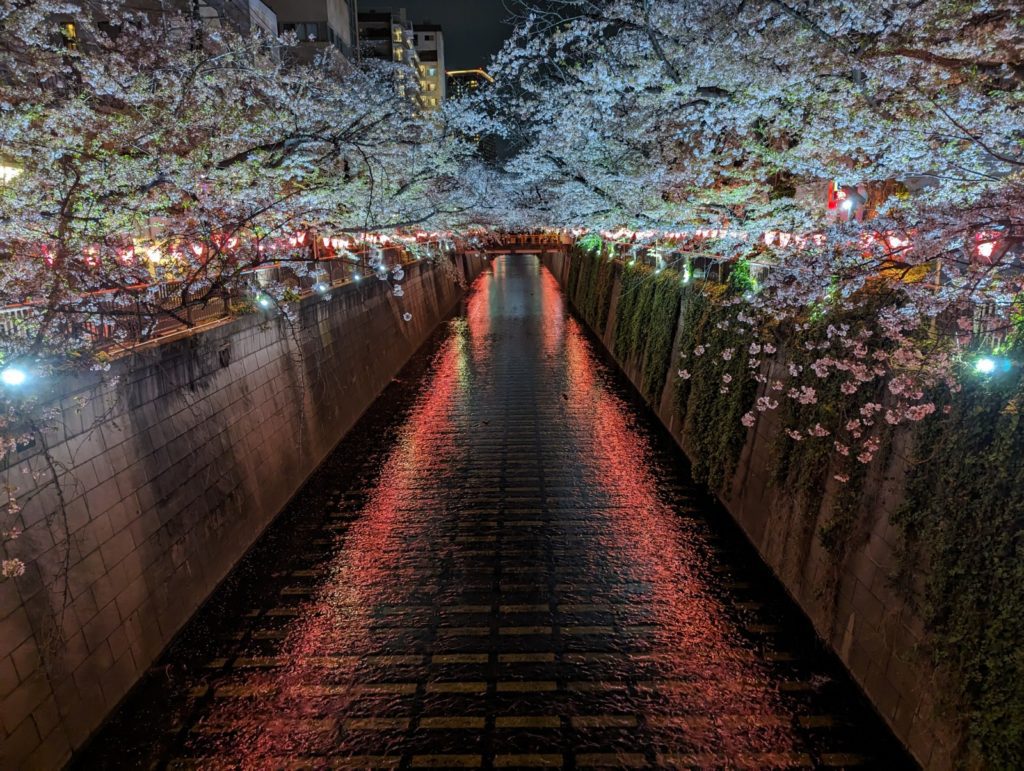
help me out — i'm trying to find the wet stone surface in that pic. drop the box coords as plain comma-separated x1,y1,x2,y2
75,256,915,769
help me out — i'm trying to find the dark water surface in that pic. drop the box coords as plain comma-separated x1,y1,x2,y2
75,256,914,769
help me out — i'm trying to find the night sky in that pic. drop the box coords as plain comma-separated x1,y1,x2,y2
370,1,515,70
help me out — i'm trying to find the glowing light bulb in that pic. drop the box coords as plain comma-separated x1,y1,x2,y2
975,357,996,375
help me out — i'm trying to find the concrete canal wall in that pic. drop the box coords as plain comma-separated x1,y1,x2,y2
544,250,954,770
0,255,487,769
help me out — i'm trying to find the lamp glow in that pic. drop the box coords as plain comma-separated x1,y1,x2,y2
1,366,27,387
975,357,997,374
256,293,273,309
314,281,330,294
0,164,22,183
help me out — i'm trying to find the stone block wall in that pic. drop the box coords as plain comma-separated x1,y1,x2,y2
0,255,486,769
545,251,953,770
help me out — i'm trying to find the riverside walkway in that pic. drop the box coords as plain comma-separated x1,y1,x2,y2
75,255,912,769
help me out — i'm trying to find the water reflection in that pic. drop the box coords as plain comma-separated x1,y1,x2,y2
75,255,913,769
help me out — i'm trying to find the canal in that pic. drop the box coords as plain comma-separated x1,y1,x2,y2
74,255,914,769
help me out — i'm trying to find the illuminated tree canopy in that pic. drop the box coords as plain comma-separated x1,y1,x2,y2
2,0,1023,585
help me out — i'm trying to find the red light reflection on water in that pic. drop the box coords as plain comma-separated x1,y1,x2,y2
199,271,491,767
190,256,802,766
538,260,565,358
466,259,492,362
559,275,801,759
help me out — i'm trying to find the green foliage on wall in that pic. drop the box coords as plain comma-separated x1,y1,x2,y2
728,257,757,294
567,247,618,336
895,372,1024,767
612,261,647,360
566,246,584,299
627,269,658,361
593,256,617,333
575,246,598,321
767,293,901,567
640,272,683,402
578,233,604,255
672,284,758,491
564,246,1024,767
606,261,682,402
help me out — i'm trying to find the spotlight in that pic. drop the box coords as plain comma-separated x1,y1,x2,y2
1,366,27,387
973,356,1011,375
256,293,273,309
313,281,330,294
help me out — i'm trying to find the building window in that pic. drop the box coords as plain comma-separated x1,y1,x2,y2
280,22,327,42
424,34,434,41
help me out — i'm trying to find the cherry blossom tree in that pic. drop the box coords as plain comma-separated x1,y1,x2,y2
0,0,496,578
473,0,1024,464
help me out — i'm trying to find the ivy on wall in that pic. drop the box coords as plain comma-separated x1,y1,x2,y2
562,246,1024,766
766,294,896,561
592,256,617,333
606,261,682,402
895,372,1024,767
566,245,584,299
612,261,645,360
672,284,758,491
566,245,618,337
640,274,683,402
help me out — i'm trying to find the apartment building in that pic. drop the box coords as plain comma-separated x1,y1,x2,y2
265,0,356,58
412,23,445,110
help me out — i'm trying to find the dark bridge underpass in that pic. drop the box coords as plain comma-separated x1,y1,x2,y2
75,256,913,769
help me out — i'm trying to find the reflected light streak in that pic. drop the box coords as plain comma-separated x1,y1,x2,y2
557,269,800,758
202,277,485,766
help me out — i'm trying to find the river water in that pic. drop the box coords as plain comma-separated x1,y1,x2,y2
75,255,913,769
